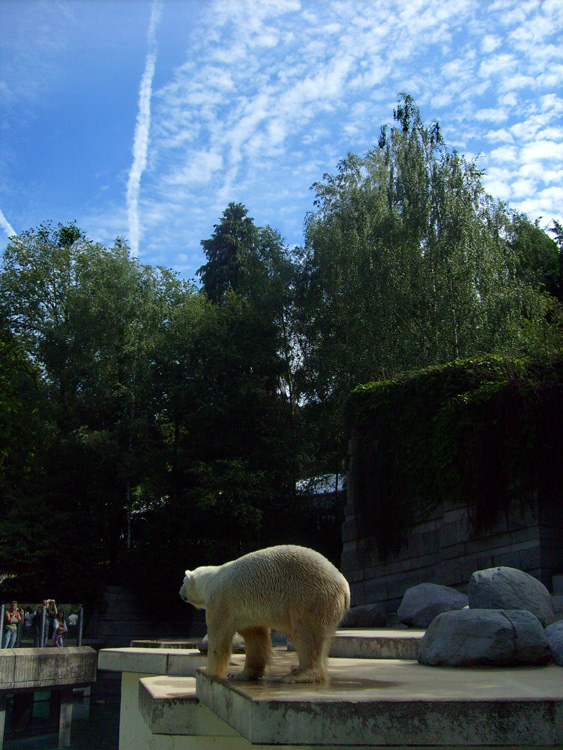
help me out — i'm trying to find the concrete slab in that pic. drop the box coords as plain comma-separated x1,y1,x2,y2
196,650,563,746
0,647,97,692
130,639,201,649
331,629,424,660
98,647,207,676
139,676,240,737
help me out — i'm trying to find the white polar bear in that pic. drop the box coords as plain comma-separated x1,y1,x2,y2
179,544,350,683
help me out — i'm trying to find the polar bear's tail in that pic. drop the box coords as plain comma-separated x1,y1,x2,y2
339,582,351,625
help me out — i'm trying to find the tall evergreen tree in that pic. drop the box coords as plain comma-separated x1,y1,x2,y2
197,202,259,303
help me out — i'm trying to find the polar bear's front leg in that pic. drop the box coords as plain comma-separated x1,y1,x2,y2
206,612,235,679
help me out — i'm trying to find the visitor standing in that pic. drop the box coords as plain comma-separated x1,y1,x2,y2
32,599,58,647
2,601,23,648
52,610,68,647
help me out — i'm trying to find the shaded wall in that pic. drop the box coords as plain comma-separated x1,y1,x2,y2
85,587,205,648
341,442,563,614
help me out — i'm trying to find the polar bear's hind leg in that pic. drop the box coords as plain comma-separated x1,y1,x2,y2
229,626,272,681
281,620,331,683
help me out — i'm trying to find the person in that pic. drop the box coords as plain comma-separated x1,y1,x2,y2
32,599,57,647
2,601,23,648
24,607,33,629
52,610,68,647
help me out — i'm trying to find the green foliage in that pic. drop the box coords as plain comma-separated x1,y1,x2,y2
346,354,563,559
197,202,259,303
293,93,561,480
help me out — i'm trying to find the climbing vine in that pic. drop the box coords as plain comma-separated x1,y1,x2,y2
346,355,563,559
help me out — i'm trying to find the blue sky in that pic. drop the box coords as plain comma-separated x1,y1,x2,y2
1,0,562,281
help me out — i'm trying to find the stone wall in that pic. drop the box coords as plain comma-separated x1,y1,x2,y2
85,587,205,648
341,454,563,614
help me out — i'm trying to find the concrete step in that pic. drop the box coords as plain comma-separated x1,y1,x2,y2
130,639,201,649
139,675,240,738
137,647,563,747
330,628,423,660
98,646,207,676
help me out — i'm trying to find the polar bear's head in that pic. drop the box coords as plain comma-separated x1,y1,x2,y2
179,568,210,610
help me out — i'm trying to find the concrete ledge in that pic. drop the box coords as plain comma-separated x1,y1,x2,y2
130,639,201,649
330,629,423,660
0,647,97,692
139,676,239,737
195,653,563,746
98,647,207,676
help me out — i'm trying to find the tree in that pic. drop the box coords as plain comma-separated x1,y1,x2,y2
0,223,200,604
294,94,556,475
197,203,259,303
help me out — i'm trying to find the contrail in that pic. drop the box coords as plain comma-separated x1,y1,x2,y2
126,0,162,256
0,209,16,239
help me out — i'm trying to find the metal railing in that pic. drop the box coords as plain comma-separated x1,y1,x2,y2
1,603,84,648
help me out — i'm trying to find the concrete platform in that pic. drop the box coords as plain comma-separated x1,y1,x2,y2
0,647,97,749
0,647,97,691
139,675,240,737
130,639,201,649
330,629,424,660
195,650,563,746
97,647,207,676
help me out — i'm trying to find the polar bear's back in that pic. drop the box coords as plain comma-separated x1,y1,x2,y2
211,545,350,631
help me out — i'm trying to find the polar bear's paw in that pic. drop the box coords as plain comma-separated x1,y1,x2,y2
227,668,264,681
279,668,327,684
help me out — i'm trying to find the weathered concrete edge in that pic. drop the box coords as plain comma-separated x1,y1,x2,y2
195,670,563,747
330,634,421,660
138,676,240,738
98,647,207,677
138,676,198,735
0,647,97,692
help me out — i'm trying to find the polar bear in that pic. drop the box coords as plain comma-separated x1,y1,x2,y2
179,544,350,683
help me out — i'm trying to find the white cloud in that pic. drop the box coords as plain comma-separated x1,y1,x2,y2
117,0,563,266
0,209,15,239
490,145,518,162
475,108,509,123
486,128,514,144
482,35,501,53
126,0,163,257
511,178,536,198
166,152,224,186
521,140,563,162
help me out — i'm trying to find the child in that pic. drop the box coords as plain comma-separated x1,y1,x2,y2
52,610,68,647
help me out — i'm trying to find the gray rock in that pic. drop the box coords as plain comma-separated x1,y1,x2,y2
342,603,386,628
545,621,563,667
398,582,468,628
199,632,245,654
418,608,552,667
468,566,554,627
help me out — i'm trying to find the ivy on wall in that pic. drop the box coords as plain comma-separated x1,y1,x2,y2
345,355,563,560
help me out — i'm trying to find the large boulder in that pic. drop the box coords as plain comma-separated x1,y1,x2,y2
342,603,386,628
418,609,552,666
398,583,468,628
467,566,554,626
545,621,563,666
199,632,245,654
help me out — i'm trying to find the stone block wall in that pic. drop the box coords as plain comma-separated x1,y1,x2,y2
341,485,563,615
85,587,205,648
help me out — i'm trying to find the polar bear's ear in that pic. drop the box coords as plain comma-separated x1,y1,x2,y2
184,570,193,578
